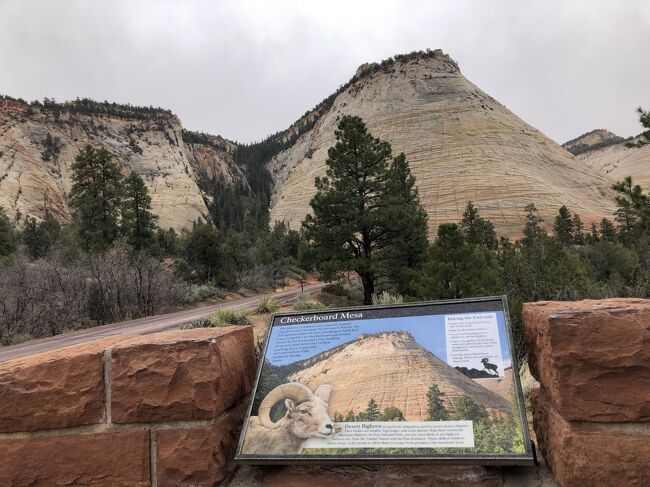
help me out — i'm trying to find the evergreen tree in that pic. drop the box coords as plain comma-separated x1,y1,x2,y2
380,406,405,421
181,222,235,286
121,171,158,251
521,203,545,247
302,115,428,304
553,205,574,246
586,222,600,244
450,393,488,422
599,218,617,242
0,205,17,256
572,213,585,245
626,107,650,148
69,145,124,252
611,176,649,242
460,201,497,249
415,223,499,299
426,384,449,421
381,153,429,294
345,410,356,422
365,398,379,421
22,217,53,259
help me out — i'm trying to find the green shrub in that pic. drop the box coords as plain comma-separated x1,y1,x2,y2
9,333,34,345
182,284,225,304
255,295,280,314
373,291,404,305
322,283,349,296
209,307,251,327
293,293,325,311
180,317,213,329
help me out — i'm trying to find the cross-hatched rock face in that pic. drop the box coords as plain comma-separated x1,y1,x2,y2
573,138,650,193
0,99,245,230
289,331,510,421
268,52,616,239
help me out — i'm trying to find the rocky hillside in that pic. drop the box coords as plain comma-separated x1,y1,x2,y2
564,129,650,190
267,50,616,238
288,330,510,421
0,97,247,230
1,50,621,236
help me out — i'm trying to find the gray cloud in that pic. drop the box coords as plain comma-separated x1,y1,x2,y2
1,0,648,143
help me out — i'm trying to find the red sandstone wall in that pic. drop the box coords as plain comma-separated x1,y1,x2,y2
0,327,256,486
524,299,650,487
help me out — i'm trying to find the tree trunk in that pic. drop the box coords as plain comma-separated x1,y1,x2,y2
360,272,374,305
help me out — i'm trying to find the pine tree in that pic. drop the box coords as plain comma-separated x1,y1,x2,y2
381,153,429,294
626,107,650,148
415,223,499,299
0,205,17,256
365,398,379,421
572,213,585,245
22,216,54,259
69,145,124,252
302,115,428,304
553,205,574,246
450,393,488,422
460,201,497,249
426,384,449,421
121,171,158,251
522,203,545,246
345,410,356,422
611,176,649,243
599,218,617,243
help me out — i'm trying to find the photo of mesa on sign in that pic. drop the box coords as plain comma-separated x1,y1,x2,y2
235,296,535,465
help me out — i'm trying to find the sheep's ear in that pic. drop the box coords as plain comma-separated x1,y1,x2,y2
314,384,332,404
285,398,295,416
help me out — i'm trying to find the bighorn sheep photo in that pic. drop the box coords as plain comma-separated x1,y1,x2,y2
481,357,499,376
242,382,334,454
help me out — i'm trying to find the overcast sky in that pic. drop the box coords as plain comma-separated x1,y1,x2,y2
1,0,649,144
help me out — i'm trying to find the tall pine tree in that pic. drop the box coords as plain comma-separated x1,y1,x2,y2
121,171,158,251
0,205,17,257
460,201,497,249
302,115,428,304
69,145,124,252
553,205,574,246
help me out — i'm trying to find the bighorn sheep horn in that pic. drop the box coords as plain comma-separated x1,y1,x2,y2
258,382,314,429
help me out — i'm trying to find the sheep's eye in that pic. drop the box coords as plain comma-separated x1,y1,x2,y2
300,411,311,416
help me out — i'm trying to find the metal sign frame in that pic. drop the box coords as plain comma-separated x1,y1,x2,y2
235,296,534,466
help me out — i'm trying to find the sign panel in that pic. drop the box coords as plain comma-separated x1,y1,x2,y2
235,296,534,465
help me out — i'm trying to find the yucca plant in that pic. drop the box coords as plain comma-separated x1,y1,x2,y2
255,295,281,314
209,307,251,327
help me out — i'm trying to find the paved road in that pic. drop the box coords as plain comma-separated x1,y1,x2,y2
0,282,324,363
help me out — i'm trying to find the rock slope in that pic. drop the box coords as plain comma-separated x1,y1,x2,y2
0,98,245,230
268,51,615,238
565,130,650,191
288,331,510,421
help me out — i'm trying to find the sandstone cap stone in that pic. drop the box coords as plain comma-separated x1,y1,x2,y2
111,326,256,423
523,298,650,421
0,336,127,433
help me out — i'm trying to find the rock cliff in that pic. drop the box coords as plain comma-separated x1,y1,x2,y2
565,129,650,191
268,50,616,239
0,98,246,230
288,330,510,421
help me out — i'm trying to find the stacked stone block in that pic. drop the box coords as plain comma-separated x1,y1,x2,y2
523,298,650,487
0,327,255,486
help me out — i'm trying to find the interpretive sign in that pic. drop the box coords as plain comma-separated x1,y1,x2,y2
235,296,534,465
